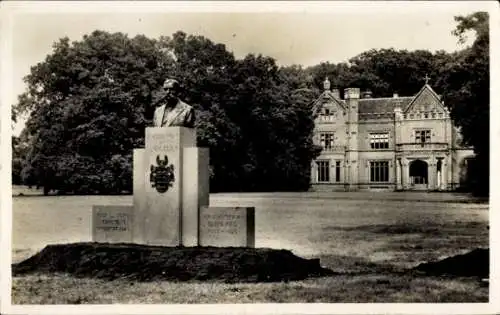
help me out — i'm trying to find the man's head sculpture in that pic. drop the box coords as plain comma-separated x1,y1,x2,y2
162,78,181,105
163,78,180,90
152,77,195,128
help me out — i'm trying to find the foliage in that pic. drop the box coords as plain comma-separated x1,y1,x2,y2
12,136,23,185
225,56,320,191
14,31,173,194
161,32,320,191
307,49,456,98
14,30,320,193
439,12,489,196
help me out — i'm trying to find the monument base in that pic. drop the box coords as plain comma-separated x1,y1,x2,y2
92,126,256,249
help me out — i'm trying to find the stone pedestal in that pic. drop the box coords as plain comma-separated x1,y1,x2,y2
130,127,211,247
181,147,210,246
142,127,196,246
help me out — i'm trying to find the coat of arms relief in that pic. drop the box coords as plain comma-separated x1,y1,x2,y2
150,155,175,193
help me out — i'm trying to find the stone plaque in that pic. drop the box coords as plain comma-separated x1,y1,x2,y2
199,207,255,247
143,127,196,246
92,206,133,243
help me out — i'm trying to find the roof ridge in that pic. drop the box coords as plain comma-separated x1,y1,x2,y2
359,96,414,101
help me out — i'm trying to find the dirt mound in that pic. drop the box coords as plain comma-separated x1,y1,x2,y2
413,248,488,278
12,242,334,283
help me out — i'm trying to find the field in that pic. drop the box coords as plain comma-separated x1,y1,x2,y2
11,189,489,303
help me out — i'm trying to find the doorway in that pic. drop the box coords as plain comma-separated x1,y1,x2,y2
409,159,428,189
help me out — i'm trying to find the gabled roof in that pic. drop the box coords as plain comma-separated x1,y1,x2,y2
358,97,413,114
312,90,346,114
312,84,444,116
404,84,443,114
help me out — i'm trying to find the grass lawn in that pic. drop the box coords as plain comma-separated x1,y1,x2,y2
11,190,489,303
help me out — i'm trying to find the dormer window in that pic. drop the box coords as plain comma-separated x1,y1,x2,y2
318,107,336,122
321,108,336,117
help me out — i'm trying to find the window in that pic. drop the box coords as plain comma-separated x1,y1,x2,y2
316,160,330,182
369,133,389,149
335,161,341,182
320,133,335,150
415,130,431,143
370,161,389,182
319,107,336,122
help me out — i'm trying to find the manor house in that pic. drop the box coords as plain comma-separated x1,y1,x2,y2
310,77,474,191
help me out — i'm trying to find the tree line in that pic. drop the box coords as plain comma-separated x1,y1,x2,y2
12,12,489,196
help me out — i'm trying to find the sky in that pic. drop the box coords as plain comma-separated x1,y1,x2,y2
2,1,492,135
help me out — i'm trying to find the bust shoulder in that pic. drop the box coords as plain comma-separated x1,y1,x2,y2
153,104,165,116
178,100,193,111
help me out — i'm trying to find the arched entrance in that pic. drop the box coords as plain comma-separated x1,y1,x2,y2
409,159,428,189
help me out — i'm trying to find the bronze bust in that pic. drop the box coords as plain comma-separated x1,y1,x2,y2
153,78,195,128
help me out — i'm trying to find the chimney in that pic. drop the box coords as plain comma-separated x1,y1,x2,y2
323,77,331,91
332,88,340,99
394,106,403,121
344,88,360,100
393,93,399,98
361,90,372,99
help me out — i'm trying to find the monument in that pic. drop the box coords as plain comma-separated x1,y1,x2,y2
92,78,255,248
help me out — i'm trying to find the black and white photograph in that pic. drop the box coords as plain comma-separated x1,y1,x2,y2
0,1,497,313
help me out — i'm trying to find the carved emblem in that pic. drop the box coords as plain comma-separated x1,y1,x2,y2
150,155,175,193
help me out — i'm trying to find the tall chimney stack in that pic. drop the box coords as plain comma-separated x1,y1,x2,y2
323,77,331,91
362,90,372,99
332,88,340,99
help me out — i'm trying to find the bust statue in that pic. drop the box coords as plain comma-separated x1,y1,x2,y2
153,78,195,128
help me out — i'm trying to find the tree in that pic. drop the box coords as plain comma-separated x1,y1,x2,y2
156,33,321,191
307,49,453,98
227,55,321,191
439,12,489,196
14,31,174,194
15,30,321,193
12,135,28,185
158,31,245,191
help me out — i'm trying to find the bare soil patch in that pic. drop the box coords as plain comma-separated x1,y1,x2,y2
12,242,334,283
412,248,488,278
